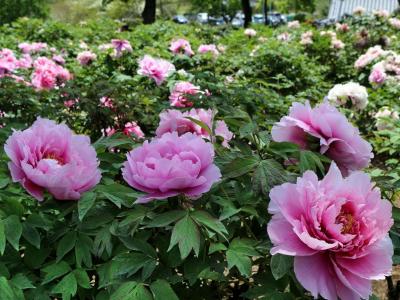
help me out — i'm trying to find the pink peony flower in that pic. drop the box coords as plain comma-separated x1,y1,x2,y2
18,42,47,54
287,20,300,28
103,127,116,137
124,122,145,138
374,9,390,18
244,28,257,37
17,54,33,69
271,101,373,174
122,132,221,203
64,98,79,108
0,49,18,76
99,96,114,108
267,162,393,300
156,109,233,147
31,57,72,90
169,81,200,107
369,63,387,85
354,46,386,69
52,55,65,65
169,39,194,56
4,118,101,201
137,55,175,86
300,31,313,45
336,23,349,32
389,18,400,29
198,44,219,58
277,32,291,42
353,6,366,15
331,38,345,50
77,51,97,66
111,39,132,57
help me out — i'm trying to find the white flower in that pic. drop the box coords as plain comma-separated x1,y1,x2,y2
327,82,368,109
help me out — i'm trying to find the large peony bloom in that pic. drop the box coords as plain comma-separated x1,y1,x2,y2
31,57,72,90
137,55,175,86
77,50,97,66
326,82,368,110
156,109,233,147
4,118,101,201
272,102,373,174
267,163,393,300
170,39,194,56
122,132,221,203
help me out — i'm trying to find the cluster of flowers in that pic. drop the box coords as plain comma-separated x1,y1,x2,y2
374,107,399,130
389,17,400,29
170,38,220,58
0,43,71,90
320,30,345,50
355,45,400,86
300,31,313,45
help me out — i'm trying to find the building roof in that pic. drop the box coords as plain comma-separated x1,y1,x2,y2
328,0,399,20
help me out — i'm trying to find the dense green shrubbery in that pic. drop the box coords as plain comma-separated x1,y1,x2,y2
1,12,400,300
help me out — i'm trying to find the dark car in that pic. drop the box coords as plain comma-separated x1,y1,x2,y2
313,18,336,27
172,15,188,24
208,16,226,26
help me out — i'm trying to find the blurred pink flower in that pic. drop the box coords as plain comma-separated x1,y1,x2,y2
137,55,175,86
99,96,114,108
169,81,200,107
198,44,219,57
124,121,144,138
244,28,257,37
4,118,101,201
18,42,47,54
52,55,65,65
122,132,221,203
31,57,72,90
170,39,194,56
272,101,373,174
267,162,393,300
17,54,33,68
354,46,386,69
77,51,97,65
369,63,387,85
111,39,132,57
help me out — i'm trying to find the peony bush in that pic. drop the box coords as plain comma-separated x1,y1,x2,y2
1,9,400,300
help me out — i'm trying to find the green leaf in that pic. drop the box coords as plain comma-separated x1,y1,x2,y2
0,220,5,255
222,156,260,178
22,222,40,249
0,276,16,300
270,254,293,280
299,150,327,174
10,273,35,289
52,272,77,300
73,269,91,289
150,279,179,300
168,214,200,259
186,117,213,137
209,242,227,254
57,231,77,262
42,261,71,285
146,210,186,228
132,284,152,300
226,249,252,277
111,282,137,300
191,210,228,239
75,234,93,268
98,183,141,208
78,192,96,221
4,215,22,251
252,159,292,196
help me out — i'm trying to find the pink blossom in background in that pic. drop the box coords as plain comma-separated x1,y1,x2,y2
244,28,257,37
354,45,386,69
31,56,72,90
277,32,291,42
374,9,390,18
300,31,313,45
375,108,399,130
271,101,373,175
287,20,300,28
353,6,366,15
156,109,233,147
169,81,200,107
331,38,345,49
111,39,132,57
52,55,65,65
64,98,79,108
369,63,387,85
77,51,97,65
267,162,393,300
18,42,47,54
335,23,350,32
98,43,113,51
389,18,400,29
137,55,175,86
103,127,116,137
17,54,33,69
99,96,114,108
124,122,145,138
198,44,220,58
122,132,221,203
169,39,194,56
0,48,18,77
4,118,101,201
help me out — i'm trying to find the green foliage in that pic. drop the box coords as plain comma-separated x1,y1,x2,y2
0,0,49,25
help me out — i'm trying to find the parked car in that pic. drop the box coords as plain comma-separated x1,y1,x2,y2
172,15,188,24
208,16,225,26
252,14,265,24
313,18,336,27
197,13,208,24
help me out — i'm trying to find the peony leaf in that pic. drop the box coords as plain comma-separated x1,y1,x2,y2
150,279,179,300
270,254,293,280
4,215,22,251
78,191,96,221
168,214,200,259
51,272,77,300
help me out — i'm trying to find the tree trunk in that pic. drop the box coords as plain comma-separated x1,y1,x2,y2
142,0,156,24
263,0,268,25
241,0,252,28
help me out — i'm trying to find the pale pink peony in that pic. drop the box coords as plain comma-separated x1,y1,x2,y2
99,96,114,108
18,42,47,54
287,20,300,28
111,39,132,57
244,28,257,37
369,63,387,85
122,132,221,203
353,6,366,15
0,49,18,76
374,9,390,18
4,118,101,201
124,122,145,138
271,101,373,174
52,55,65,65
300,31,313,45
77,51,97,65
17,54,33,69
103,127,116,137
169,81,200,107
198,44,220,58
169,39,194,56
389,18,400,29
156,109,233,147
277,32,291,42
336,23,349,32
331,38,345,50
31,57,72,90
137,55,175,86
267,162,393,300
354,46,386,69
